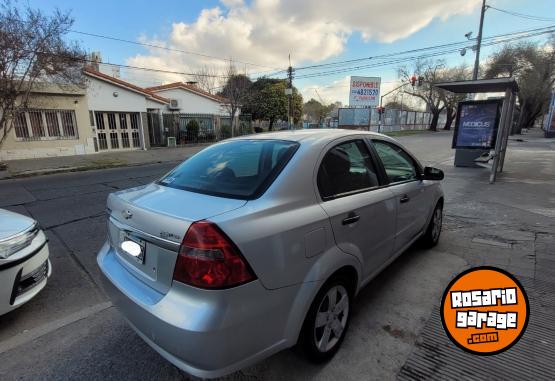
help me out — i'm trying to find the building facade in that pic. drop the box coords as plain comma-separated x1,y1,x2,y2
0,84,94,161
84,68,169,152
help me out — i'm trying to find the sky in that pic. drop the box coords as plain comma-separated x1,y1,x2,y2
25,0,555,106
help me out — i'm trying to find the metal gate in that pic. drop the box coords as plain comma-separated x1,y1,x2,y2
147,112,164,147
94,111,141,150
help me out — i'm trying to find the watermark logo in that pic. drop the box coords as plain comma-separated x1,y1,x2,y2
440,266,529,355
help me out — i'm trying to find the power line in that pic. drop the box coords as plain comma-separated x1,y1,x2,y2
292,27,555,80
269,25,555,77
69,29,282,71
487,5,555,22
24,24,551,84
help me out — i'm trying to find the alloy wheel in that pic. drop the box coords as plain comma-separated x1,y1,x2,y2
313,285,349,353
431,207,443,242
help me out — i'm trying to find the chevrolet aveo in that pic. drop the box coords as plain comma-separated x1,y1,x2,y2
98,129,444,378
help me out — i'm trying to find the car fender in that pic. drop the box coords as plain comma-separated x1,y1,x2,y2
423,183,444,228
282,246,362,344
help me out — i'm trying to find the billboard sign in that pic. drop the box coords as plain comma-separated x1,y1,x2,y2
452,100,502,150
349,76,381,107
338,108,370,128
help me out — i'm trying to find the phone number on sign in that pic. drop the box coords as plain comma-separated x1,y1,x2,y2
352,88,379,96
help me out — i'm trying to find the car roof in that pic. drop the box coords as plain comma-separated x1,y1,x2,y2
231,128,392,144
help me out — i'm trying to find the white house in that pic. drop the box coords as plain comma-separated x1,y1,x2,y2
84,67,169,151
145,82,230,116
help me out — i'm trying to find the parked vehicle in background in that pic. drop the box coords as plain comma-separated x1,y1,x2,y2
97,129,444,378
0,209,52,316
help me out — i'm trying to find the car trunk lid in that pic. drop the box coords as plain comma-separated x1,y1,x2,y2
107,183,247,294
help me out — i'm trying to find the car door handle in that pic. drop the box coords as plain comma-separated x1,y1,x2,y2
342,213,360,225
400,194,410,203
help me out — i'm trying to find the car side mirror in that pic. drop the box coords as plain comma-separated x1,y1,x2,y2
422,166,444,181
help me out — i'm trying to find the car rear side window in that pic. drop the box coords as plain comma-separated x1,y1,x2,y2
318,140,379,200
159,139,298,199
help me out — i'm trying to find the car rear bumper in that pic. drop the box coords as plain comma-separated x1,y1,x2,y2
97,241,303,378
0,240,52,316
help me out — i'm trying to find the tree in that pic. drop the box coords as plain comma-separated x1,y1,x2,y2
0,1,85,146
439,65,470,130
398,59,448,131
186,119,199,142
484,40,555,134
383,100,417,112
242,77,303,130
303,98,333,124
192,65,220,94
219,62,252,136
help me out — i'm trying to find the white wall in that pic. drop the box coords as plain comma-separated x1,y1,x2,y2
86,77,150,112
153,88,227,115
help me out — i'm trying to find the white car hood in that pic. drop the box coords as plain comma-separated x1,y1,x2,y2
0,209,36,240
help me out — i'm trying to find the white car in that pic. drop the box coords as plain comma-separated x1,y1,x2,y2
0,209,51,315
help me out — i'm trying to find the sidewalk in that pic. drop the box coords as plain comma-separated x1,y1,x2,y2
399,128,555,380
0,144,209,179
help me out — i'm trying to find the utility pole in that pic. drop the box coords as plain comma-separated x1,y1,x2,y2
287,54,294,130
472,0,487,80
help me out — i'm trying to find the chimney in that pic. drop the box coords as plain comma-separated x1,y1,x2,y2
90,51,102,71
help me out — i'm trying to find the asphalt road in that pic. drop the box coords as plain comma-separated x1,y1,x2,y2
0,130,552,380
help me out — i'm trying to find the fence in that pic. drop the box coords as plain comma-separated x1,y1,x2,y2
336,108,447,133
147,112,253,147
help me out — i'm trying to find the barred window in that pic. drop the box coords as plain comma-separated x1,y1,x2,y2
109,132,119,149
130,113,139,129
132,131,140,147
45,111,60,137
29,111,45,137
14,109,77,140
121,132,130,148
14,113,29,138
98,132,108,150
107,113,116,129
119,113,128,129
95,112,105,130
61,111,76,136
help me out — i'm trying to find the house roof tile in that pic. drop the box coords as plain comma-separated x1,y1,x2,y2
145,82,229,103
83,67,170,104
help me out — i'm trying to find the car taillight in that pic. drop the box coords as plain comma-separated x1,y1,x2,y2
173,220,256,289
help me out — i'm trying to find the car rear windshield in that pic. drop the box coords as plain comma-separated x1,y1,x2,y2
158,139,299,199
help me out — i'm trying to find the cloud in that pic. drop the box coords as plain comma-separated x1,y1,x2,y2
125,0,480,86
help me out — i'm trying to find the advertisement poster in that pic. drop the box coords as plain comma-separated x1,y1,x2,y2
543,89,555,137
452,100,502,149
349,76,381,107
338,108,370,128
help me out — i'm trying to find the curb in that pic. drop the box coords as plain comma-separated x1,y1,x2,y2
1,159,184,180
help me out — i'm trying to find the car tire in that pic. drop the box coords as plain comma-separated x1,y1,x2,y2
300,279,351,363
420,201,443,248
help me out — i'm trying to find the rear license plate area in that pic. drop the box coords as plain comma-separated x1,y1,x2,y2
119,231,146,264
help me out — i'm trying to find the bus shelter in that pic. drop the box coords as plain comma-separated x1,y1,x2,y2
434,78,519,184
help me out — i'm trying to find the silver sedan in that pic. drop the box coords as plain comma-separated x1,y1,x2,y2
97,129,444,378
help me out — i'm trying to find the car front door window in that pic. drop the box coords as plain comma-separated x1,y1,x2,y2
372,140,418,183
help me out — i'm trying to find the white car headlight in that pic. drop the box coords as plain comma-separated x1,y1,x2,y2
0,224,39,259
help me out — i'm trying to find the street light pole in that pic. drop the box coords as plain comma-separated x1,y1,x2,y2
287,54,294,130
472,0,487,80
378,95,384,133
378,81,411,133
